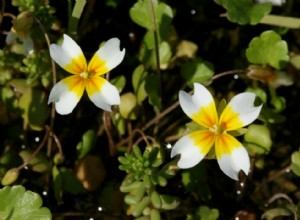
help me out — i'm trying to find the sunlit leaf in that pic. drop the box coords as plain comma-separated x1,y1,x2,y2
246,30,289,69
0,185,51,220
244,124,272,155
187,205,219,220
120,92,140,120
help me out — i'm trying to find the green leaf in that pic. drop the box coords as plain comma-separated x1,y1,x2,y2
223,0,272,25
180,57,214,88
145,74,162,109
261,207,292,220
291,150,300,176
18,88,50,131
0,185,51,220
244,124,272,155
120,92,140,120
246,87,268,103
19,150,51,173
132,65,148,104
187,206,219,220
110,75,126,93
246,30,289,70
129,0,172,31
76,129,97,159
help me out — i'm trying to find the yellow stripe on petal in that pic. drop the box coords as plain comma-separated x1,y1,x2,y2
215,133,250,180
191,101,218,129
189,130,215,155
63,54,87,75
219,105,244,131
86,77,120,111
215,133,242,157
87,54,109,76
62,75,86,97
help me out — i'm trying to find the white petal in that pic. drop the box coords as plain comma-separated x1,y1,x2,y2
22,36,34,55
179,83,218,128
217,147,250,181
48,78,84,115
91,38,125,72
171,135,205,169
5,31,17,45
87,78,120,112
50,34,86,73
226,92,262,127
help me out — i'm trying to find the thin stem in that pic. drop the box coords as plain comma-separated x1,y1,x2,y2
148,0,161,93
16,129,49,171
35,16,57,154
210,69,245,81
0,0,5,25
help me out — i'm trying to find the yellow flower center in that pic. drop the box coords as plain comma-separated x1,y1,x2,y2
80,71,90,80
209,123,226,135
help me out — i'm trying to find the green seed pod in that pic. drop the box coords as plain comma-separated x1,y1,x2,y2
132,196,151,217
1,168,20,186
150,209,161,220
150,190,162,209
120,181,142,193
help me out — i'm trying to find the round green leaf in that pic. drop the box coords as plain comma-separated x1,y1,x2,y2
0,185,51,220
246,30,289,70
222,0,272,25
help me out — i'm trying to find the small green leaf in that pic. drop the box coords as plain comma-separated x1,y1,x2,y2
76,129,97,159
19,150,51,173
18,88,50,131
160,195,180,210
180,57,214,88
110,75,126,93
1,168,20,186
291,150,300,176
0,185,51,220
132,196,150,217
246,87,268,103
120,92,140,120
261,207,292,220
246,30,289,70
132,65,148,104
244,124,272,155
129,0,172,31
223,0,272,25
187,206,219,220
145,74,162,109
150,190,162,209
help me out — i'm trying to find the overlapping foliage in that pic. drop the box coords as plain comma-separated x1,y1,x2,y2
1,0,300,219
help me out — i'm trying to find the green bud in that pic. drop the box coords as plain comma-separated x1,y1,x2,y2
1,168,20,185
150,209,161,220
132,196,151,217
150,191,162,209
13,11,34,34
53,153,64,165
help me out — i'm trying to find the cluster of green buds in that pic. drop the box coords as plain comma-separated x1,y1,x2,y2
119,145,179,220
